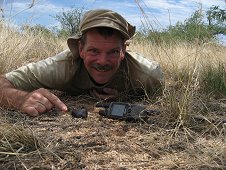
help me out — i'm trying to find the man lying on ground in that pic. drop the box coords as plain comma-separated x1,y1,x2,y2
0,9,164,116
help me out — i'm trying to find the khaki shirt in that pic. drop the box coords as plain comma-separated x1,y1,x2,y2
6,49,163,96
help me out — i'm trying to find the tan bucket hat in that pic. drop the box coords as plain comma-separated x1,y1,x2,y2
67,9,136,56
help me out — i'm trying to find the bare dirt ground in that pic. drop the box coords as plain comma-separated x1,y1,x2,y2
0,91,225,170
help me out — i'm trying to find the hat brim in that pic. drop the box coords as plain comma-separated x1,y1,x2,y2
67,34,81,57
67,25,130,57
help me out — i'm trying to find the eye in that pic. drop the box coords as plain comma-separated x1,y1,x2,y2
87,48,99,56
108,49,120,57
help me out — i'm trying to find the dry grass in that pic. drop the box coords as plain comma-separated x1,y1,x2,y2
0,21,226,169
0,122,46,169
129,39,225,81
0,21,66,74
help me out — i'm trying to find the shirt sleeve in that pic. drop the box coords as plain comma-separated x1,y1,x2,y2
5,49,77,91
126,51,164,96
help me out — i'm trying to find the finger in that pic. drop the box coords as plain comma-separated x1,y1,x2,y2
92,89,111,100
45,102,53,111
103,88,118,95
29,91,54,111
39,97,53,111
42,91,67,111
93,89,104,98
89,89,96,98
35,101,48,113
22,106,39,117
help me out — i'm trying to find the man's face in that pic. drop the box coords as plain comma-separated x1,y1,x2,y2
79,29,126,85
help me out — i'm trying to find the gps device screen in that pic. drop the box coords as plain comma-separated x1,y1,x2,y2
111,103,126,116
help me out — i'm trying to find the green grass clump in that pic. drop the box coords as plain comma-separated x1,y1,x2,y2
201,63,226,98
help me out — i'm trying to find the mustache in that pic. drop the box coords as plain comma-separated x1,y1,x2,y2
92,64,112,71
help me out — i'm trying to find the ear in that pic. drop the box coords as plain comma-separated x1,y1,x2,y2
78,41,84,59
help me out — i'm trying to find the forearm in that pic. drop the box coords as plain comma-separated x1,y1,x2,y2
0,75,28,109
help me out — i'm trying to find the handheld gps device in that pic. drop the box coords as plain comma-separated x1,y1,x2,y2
96,102,150,121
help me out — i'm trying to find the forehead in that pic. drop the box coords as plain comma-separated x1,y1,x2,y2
85,29,123,45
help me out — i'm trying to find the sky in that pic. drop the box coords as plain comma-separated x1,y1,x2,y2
0,0,226,44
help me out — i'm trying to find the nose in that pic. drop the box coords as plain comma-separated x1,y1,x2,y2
97,53,108,65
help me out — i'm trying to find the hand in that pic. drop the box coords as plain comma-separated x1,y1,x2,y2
18,88,67,116
89,88,118,100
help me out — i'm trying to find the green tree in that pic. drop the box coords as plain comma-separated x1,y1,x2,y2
207,6,226,26
206,5,226,35
146,9,214,44
54,8,84,37
182,9,213,42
